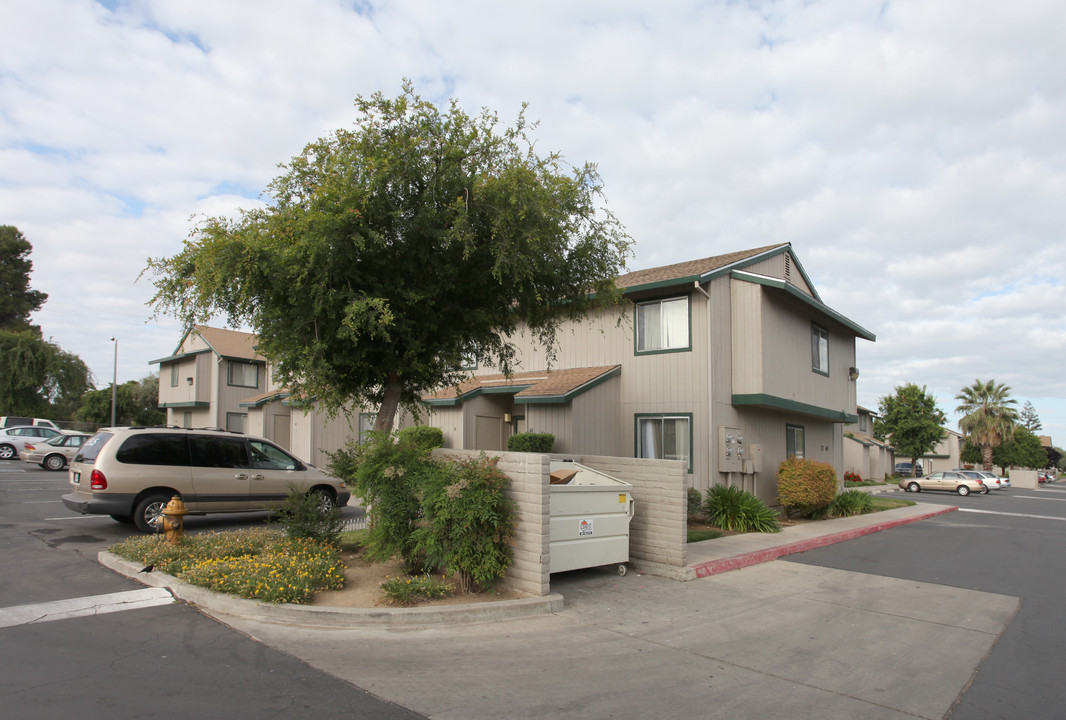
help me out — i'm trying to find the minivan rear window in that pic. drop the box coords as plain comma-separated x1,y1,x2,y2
115,434,190,466
75,431,115,463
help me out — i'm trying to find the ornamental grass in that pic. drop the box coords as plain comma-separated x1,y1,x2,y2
110,528,345,604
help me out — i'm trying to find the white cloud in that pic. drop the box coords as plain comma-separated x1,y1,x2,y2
4,0,1065,445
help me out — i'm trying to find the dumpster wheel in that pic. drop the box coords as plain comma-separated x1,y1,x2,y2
617,564,627,576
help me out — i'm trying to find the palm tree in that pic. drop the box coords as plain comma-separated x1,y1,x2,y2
955,379,1019,471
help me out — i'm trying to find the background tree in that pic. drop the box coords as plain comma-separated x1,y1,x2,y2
0,226,92,419
146,83,631,432
0,327,92,417
1020,400,1042,432
76,375,164,427
0,225,47,329
874,383,946,476
992,426,1048,474
955,379,1018,472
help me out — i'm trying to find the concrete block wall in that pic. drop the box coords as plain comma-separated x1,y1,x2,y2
434,449,551,598
573,455,688,571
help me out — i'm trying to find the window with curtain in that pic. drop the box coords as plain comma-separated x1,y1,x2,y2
636,297,689,353
228,361,259,388
637,415,691,470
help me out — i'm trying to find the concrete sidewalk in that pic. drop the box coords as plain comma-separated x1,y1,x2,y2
100,500,1019,719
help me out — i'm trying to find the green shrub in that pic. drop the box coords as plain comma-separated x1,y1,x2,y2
506,432,555,453
415,454,517,593
777,457,838,518
823,489,874,518
273,483,344,544
687,486,704,517
380,573,451,606
328,433,441,573
703,485,780,533
397,425,445,451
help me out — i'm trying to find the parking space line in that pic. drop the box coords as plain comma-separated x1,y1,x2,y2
0,588,174,629
1012,494,1066,502
957,508,1066,522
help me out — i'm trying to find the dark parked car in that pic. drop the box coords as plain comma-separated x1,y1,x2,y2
894,462,923,477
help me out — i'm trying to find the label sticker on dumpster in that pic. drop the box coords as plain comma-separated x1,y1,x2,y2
618,494,627,503
579,519,594,536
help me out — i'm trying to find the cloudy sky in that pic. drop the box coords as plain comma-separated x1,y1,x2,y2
4,0,1064,444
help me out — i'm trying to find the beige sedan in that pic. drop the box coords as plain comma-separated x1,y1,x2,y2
22,432,91,471
899,471,990,496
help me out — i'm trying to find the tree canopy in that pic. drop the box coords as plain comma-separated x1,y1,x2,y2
0,226,92,418
1020,400,1042,432
76,375,164,427
992,426,1047,474
874,383,946,474
0,225,48,329
955,379,1018,472
146,83,632,431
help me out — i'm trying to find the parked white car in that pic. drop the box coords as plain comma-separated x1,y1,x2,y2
955,469,1009,490
0,425,63,460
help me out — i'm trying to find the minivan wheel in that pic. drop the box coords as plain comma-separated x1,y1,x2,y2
311,488,336,514
44,454,66,471
134,493,171,533
957,485,971,496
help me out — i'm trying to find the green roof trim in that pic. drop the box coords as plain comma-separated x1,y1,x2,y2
239,392,291,408
149,348,211,365
730,270,877,341
732,393,858,424
158,401,210,409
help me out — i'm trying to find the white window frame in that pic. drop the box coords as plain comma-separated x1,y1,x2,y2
811,324,829,376
636,296,690,354
787,424,806,459
226,412,247,433
636,414,692,472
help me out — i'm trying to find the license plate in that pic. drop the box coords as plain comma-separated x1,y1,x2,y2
72,471,80,485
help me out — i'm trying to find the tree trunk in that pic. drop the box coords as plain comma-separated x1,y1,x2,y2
373,373,403,433
981,444,994,472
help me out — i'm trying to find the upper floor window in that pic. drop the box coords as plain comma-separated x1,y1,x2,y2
170,364,179,387
228,361,259,388
811,324,829,375
859,414,868,432
636,297,689,353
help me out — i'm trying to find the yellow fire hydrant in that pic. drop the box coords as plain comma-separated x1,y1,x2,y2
161,496,187,546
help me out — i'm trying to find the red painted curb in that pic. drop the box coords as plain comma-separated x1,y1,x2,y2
691,506,958,578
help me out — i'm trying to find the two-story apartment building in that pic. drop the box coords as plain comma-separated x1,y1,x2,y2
843,406,895,480
152,326,267,432
420,243,876,504
152,244,876,504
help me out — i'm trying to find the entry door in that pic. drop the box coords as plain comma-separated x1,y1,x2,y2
272,413,291,450
474,415,504,451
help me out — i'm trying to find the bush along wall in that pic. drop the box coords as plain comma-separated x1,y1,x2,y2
507,432,555,453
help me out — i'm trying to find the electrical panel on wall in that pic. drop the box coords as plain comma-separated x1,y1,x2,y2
718,425,744,473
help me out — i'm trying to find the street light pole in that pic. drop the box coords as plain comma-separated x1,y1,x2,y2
110,337,117,427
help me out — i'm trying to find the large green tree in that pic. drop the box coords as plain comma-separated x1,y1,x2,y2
992,426,1048,474
955,379,1018,472
0,327,93,417
874,383,946,476
146,84,631,432
0,225,48,329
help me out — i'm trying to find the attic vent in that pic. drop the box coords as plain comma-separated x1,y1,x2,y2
784,254,792,281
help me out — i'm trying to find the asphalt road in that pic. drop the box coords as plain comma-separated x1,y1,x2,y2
5,459,1063,719
0,460,423,720
788,484,1066,720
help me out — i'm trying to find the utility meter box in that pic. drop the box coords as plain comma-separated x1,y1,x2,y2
718,426,745,473
548,460,635,575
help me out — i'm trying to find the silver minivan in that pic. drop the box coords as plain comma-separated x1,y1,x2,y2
61,427,350,532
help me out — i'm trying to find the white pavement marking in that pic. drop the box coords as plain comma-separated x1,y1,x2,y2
1012,494,1066,502
957,508,1066,522
0,588,174,629
43,515,100,520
